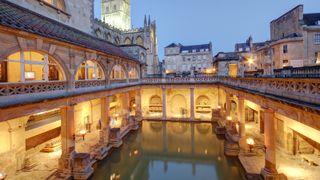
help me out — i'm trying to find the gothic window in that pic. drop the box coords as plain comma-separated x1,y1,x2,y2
128,67,139,79
76,60,104,80
124,37,132,45
110,65,126,80
136,36,144,46
1,51,65,83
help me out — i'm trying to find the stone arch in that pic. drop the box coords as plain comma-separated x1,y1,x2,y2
170,94,187,117
1,50,68,82
136,36,144,46
149,95,162,106
75,59,105,80
196,95,210,106
124,37,132,45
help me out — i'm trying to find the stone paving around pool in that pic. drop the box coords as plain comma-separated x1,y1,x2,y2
239,122,320,180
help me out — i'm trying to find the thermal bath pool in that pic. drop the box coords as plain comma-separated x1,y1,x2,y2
91,121,245,180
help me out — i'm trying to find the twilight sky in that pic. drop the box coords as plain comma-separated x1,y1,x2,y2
94,0,320,60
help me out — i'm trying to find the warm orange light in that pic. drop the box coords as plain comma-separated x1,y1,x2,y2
217,105,222,109
226,116,232,121
79,129,87,135
0,172,6,180
246,138,255,145
132,104,136,108
247,58,254,64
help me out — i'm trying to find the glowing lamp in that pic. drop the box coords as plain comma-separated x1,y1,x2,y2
132,104,136,108
217,105,222,110
79,130,87,140
247,58,254,64
0,171,7,180
114,114,119,118
246,138,255,152
226,116,232,121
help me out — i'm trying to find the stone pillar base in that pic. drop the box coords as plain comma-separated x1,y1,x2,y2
92,144,111,160
224,140,240,156
215,125,226,135
129,116,140,130
261,168,287,180
73,153,94,180
58,153,75,179
109,128,123,148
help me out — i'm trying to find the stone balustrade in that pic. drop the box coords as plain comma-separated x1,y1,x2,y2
0,76,319,106
0,81,67,96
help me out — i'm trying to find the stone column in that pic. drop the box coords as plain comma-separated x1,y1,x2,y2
190,88,195,120
238,96,246,148
261,107,279,179
93,97,111,160
100,97,110,145
135,89,142,121
122,93,130,127
162,87,167,120
225,92,231,117
59,104,76,178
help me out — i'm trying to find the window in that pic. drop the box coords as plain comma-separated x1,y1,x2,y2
283,45,288,54
192,49,196,53
315,34,320,45
239,48,243,52
283,60,289,64
76,60,104,80
113,5,117,11
43,0,66,11
110,65,126,80
129,68,139,79
1,51,64,83
316,52,320,64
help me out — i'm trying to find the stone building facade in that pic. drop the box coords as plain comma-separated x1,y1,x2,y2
163,43,214,74
6,0,160,76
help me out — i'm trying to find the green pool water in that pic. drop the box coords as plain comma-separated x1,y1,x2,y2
91,121,245,180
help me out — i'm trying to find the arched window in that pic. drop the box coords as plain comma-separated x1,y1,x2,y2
76,60,104,80
136,36,144,46
114,37,120,45
43,0,66,11
124,37,132,45
0,51,65,83
105,32,112,41
110,65,126,80
128,67,139,79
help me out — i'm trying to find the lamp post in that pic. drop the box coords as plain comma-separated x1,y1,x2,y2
79,129,87,141
246,138,255,153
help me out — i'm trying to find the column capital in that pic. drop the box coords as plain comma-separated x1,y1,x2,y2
261,107,274,114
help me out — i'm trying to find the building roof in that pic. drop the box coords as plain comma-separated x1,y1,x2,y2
165,43,180,48
214,52,240,62
303,13,320,26
0,0,137,62
180,43,212,53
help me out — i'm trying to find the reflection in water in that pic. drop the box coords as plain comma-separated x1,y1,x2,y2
91,121,244,180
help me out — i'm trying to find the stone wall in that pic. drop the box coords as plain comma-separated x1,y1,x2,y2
7,0,94,34
270,5,303,40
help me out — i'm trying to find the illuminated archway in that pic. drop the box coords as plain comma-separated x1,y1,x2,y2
170,94,187,118
0,51,65,83
75,60,104,80
110,64,126,80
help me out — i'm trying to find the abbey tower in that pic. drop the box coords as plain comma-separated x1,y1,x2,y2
101,0,131,30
